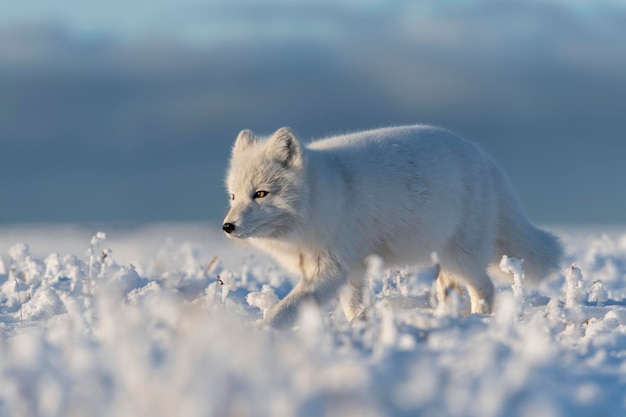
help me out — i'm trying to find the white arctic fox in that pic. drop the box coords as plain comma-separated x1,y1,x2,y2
222,125,562,328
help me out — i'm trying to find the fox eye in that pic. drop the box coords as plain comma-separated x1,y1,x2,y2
230,193,235,201
253,190,269,199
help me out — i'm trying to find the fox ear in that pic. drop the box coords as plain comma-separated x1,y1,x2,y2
267,127,302,168
233,129,258,153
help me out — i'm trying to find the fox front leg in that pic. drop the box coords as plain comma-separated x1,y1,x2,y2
265,258,347,329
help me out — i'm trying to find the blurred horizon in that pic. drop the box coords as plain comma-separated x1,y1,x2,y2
1,0,625,225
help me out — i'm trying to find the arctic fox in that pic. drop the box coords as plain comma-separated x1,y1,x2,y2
222,125,562,328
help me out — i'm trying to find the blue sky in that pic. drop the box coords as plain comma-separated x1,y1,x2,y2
1,1,625,224
3,1,623,38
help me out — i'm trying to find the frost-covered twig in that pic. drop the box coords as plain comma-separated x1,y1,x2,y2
99,248,112,279
498,255,526,321
217,271,236,303
205,256,218,275
88,232,107,281
499,255,525,301
15,278,23,330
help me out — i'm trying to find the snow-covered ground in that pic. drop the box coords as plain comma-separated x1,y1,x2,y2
0,223,625,417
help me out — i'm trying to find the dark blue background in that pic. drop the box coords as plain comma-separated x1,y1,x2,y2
1,1,625,224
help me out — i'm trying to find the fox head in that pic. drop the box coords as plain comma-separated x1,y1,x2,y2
222,127,308,239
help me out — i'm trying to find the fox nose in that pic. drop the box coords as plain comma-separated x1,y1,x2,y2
222,222,236,234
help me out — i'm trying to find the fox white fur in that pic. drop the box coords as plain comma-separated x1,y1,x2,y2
223,125,562,328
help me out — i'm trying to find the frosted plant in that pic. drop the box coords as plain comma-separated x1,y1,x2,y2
565,264,585,308
8,243,43,285
99,248,113,279
499,255,525,300
217,271,237,303
588,280,608,306
44,253,62,281
61,254,85,296
8,243,31,263
246,285,279,320
90,231,107,247
87,231,107,281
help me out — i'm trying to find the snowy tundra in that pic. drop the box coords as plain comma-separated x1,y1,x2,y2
222,125,563,327
1,225,626,417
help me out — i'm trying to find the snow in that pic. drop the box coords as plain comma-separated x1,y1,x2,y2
1,223,626,417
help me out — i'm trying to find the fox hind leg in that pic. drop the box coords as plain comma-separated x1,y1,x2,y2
465,271,494,314
435,266,494,314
